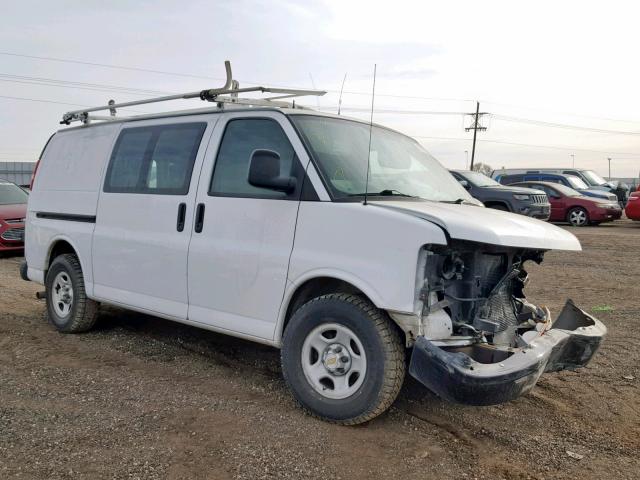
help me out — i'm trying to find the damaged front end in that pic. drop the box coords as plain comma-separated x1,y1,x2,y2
407,241,606,405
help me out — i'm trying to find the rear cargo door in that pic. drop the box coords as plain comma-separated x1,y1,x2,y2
92,115,217,319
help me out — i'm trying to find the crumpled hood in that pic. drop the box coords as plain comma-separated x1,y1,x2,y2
370,200,581,251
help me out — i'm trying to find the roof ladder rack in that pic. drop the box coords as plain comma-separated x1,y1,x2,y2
60,60,326,125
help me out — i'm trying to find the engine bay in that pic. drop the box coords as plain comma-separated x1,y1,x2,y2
420,240,550,351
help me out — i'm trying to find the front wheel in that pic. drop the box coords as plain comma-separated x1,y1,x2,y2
281,293,405,425
567,207,589,227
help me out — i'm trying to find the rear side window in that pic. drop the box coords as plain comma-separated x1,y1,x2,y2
501,174,523,184
104,123,206,194
209,118,299,199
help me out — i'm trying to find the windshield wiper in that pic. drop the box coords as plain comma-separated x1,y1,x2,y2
439,198,475,205
348,189,417,198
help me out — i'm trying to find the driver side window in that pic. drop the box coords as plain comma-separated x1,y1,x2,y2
209,118,300,199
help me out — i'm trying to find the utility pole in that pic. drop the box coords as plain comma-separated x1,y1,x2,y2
607,157,612,179
465,101,487,170
570,154,575,168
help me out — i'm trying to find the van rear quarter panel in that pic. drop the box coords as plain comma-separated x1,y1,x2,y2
26,124,120,286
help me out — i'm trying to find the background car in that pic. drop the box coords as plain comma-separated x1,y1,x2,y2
509,181,622,226
498,172,618,202
0,179,28,253
492,167,629,203
450,170,550,219
625,191,640,220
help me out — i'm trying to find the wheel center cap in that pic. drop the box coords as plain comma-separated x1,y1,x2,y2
322,343,351,376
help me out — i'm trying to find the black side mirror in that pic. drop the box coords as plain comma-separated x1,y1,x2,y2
247,149,296,194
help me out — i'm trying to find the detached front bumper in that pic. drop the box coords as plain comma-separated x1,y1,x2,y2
409,300,606,406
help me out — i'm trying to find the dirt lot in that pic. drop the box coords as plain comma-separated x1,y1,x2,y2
1,220,639,480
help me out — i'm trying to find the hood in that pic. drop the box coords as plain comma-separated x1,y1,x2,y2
370,200,581,251
0,203,27,221
481,185,545,195
582,189,617,201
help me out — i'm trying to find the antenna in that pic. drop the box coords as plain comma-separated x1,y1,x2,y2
309,73,321,109
337,73,347,114
363,64,377,206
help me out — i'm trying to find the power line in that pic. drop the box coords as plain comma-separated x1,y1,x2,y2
413,135,640,157
4,75,635,137
481,99,640,125
0,51,473,103
0,75,171,97
0,73,170,96
318,106,465,115
492,114,640,136
0,95,148,113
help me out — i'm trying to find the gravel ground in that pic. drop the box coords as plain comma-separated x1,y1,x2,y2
1,220,639,479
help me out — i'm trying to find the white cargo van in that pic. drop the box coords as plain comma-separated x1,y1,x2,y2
22,70,606,424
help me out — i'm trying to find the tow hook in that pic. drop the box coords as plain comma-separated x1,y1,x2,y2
36,291,46,300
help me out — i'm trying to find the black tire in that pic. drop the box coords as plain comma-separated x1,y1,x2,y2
488,204,509,212
45,254,98,333
567,206,589,227
281,293,405,425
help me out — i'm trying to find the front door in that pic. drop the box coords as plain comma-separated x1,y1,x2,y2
92,117,214,318
187,112,308,341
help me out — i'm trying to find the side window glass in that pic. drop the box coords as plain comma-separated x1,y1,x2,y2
105,123,206,194
209,118,298,198
145,125,205,193
105,130,153,190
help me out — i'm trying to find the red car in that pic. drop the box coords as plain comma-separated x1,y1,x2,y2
511,181,622,226
0,180,28,252
626,191,640,220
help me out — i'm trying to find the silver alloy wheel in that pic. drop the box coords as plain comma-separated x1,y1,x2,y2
51,271,74,318
301,323,367,400
569,208,588,226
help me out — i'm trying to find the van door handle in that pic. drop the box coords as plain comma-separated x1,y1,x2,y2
194,203,205,233
176,203,187,232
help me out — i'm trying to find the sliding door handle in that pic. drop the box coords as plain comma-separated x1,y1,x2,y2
176,203,187,232
194,203,205,233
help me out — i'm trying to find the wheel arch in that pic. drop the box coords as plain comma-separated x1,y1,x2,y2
484,200,511,211
274,272,385,345
45,236,84,278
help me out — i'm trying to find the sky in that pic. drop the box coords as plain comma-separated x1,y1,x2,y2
1,0,640,178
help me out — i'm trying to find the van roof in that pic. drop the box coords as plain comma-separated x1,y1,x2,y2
58,106,392,135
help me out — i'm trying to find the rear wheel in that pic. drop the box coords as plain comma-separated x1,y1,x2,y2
567,207,589,227
45,254,98,333
281,293,405,425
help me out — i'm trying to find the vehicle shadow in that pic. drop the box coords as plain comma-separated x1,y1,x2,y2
90,304,445,409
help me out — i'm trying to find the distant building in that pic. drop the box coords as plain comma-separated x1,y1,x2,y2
0,161,36,187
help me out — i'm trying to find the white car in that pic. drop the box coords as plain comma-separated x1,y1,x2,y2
22,103,605,424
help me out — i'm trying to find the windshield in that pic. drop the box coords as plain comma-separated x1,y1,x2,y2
457,170,500,187
582,170,607,186
546,183,581,197
565,175,589,189
0,182,28,205
291,115,472,202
